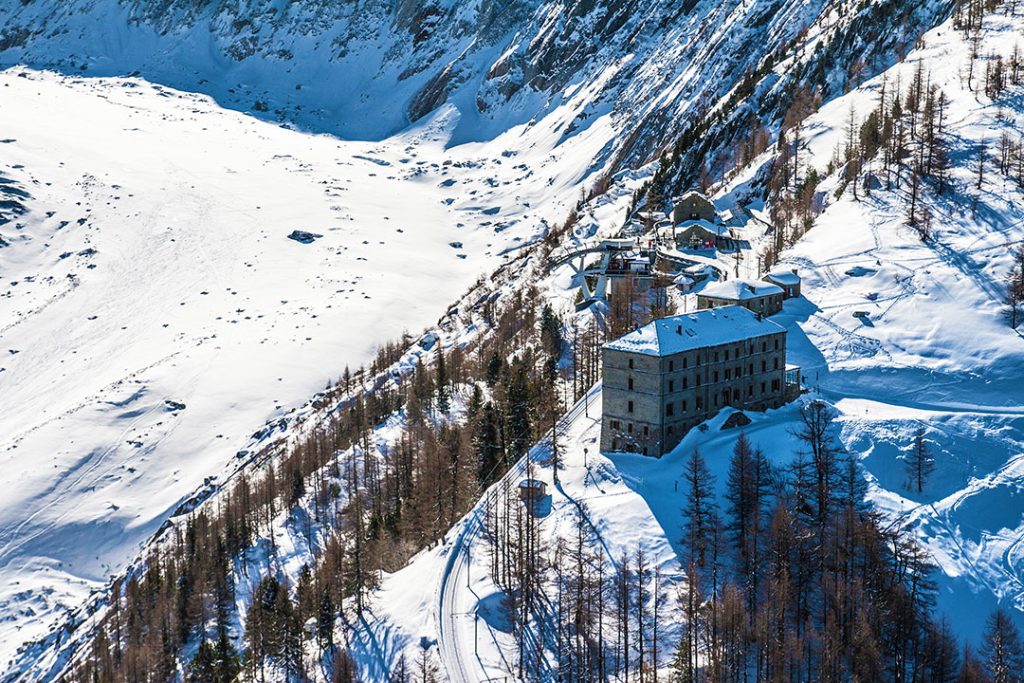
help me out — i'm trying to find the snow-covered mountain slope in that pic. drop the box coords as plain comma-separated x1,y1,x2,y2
627,0,1024,639
0,64,617,665
346,6,1024,676
738,4,1024,637
0,0,985,676
0,0,948,160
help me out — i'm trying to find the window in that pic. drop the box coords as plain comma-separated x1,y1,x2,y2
627,423,633,433
775,338,780,350
714,351,719,362
748,385,754,397
761,360,766,372
749,363,753,375
761,341,767,352
669,360,675,371
668,426,674,435
725,369,731,380
733,389,740,401
772,379,780,391
628,377,634,390
713,371,719,382
668,379,675,392
643,425,649,436
725,349,730,361
773,358,779,370
761,382,766,394
697,396,703,409
611,420,620,429
629,358,634,369
683,357,688,369
683,377,689,389
628,400,634,413
714,395,718,407
682,400,688,412
696,373,701,385
667,403,674,417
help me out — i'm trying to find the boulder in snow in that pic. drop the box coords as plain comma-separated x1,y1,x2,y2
287,230,323,244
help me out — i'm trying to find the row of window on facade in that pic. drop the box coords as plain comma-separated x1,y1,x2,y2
627,356,782,392
620,378,781,418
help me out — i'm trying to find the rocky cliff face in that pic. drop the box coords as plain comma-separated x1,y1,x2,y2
0,0,953,169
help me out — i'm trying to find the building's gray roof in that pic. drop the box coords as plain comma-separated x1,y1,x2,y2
604,306,785,357
674,189,712,203
674,218,728,234
765,269,801,286
700,278,783,301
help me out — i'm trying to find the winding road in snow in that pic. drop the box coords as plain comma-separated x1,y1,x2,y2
435,385,600,683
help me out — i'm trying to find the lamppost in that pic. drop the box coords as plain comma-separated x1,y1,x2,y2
583,447,588,469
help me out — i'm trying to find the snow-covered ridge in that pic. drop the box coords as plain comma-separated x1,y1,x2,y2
0,0,949,162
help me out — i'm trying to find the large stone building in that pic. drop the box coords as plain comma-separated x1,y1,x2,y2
672,190,717,224
697,278,785,316
600,306,798,456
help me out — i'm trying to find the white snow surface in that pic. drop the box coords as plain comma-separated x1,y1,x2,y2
699,278,784,300
0,66,612,665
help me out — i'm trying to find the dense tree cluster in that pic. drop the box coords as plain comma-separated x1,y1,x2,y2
475,399,1023,683
669,402,1021,683
69,276,606,682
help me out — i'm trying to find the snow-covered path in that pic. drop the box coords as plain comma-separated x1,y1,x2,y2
435,384,602,682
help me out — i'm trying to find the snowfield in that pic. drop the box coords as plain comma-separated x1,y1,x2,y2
0,67,613,664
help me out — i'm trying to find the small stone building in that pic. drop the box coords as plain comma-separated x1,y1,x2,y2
672,190,717,225
674,219,735,251
519,479,548,502
697,279,785,316
600,306,796,457
765,269,802,299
